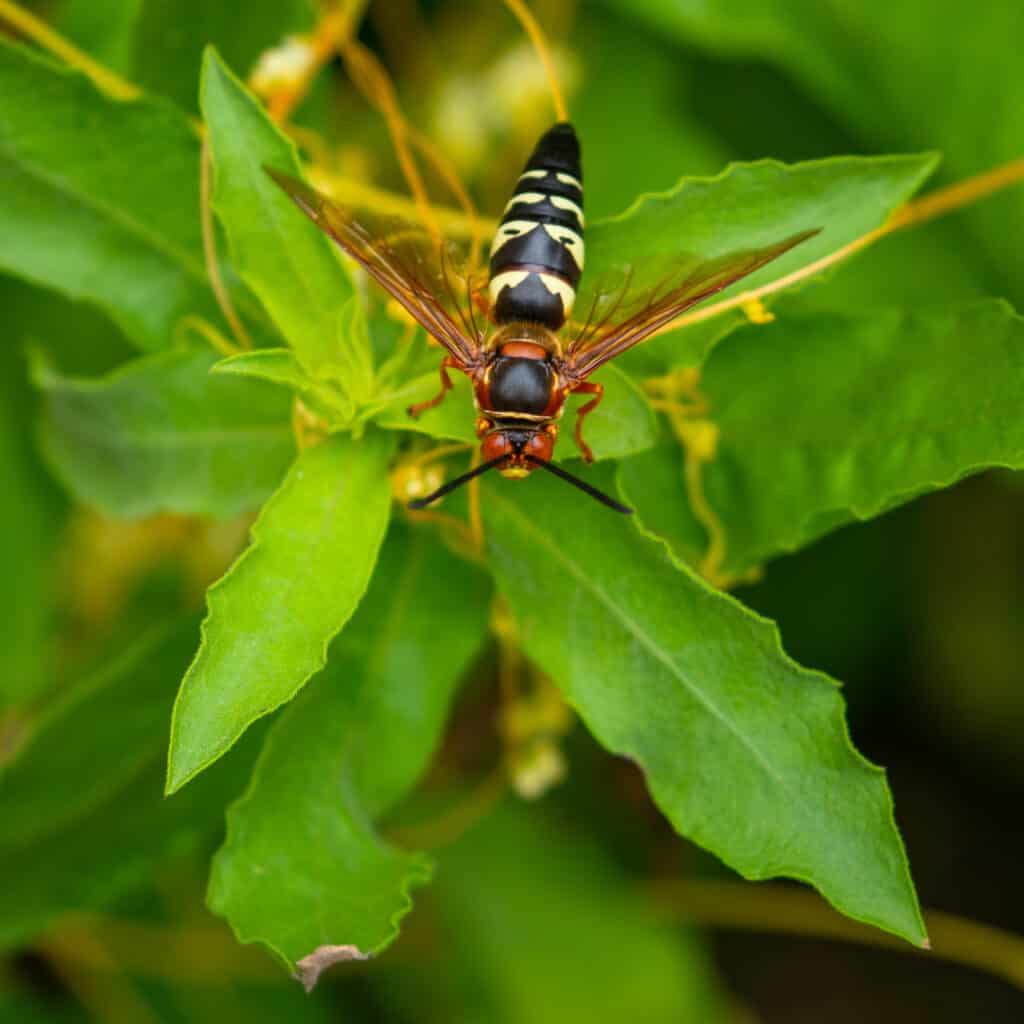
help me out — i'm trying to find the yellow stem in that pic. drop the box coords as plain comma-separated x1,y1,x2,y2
174,314,240,357
501,0,569,122
39,915,276,984
385,770,508,850
408,124,484,270
341,39,441,239
313,169,495,239
648,879,1024,992
200,138,252,349
0,0,140,101
684,443,729,586
658,156,1024,339
468,445,484,553
266,0,367,124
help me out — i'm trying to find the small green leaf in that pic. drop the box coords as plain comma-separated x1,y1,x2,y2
0,41,243,350
33,346,294,519
620,300,1024,575
200,47,354,373
166,430,395,794
208,524,491,974
374,364,657,462
212,347,343,419
334,295,376,407
385,802,725,1024
586,154,938,375
483,468,926,946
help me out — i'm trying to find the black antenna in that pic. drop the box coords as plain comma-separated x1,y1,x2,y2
525,456,633,514
407,455,507,510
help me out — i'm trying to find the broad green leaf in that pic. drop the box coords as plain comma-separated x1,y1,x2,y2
0,623,197,847
374,364,658,463
584,154,937,376
610,0,1024,307
134,0,314,113
620,300,1024,577
0,622,258,950
57,0,142,75
483,468,926,946
166,429,395,794
201,48,354,373
0,41,239,350
381,802,725,1024
571,7,729,218
33,346,294,519
212,347,342,420
208,524,490,974
0,341,64,709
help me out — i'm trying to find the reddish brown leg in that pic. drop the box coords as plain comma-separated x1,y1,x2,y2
472,287,491,322
408,355,458,418
572,380,604,463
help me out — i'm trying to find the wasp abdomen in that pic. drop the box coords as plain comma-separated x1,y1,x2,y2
488,122,584,329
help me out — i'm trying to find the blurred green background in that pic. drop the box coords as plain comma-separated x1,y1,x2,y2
2,0,1024,1020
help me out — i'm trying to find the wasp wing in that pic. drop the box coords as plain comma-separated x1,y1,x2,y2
266,168,484,369
565,230,818,381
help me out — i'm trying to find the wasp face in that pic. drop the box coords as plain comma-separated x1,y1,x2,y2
480,424,556,477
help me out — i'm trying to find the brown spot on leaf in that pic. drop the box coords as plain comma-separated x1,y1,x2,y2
294,944,369,992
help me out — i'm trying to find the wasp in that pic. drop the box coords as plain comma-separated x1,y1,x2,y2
270,123,814,512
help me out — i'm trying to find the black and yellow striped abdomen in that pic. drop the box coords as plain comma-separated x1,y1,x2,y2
488,122,584,330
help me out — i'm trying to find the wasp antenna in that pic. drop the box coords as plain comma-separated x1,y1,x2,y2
525,456,633,514
407,455,508,510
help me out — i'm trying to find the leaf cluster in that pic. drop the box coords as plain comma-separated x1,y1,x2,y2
2,1,1024,1016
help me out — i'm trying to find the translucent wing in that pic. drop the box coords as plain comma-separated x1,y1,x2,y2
267,168,484,369
565,230,818,381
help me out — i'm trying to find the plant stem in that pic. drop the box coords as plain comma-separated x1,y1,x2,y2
648,878,1024,992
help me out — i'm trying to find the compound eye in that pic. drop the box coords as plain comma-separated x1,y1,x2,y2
526,432,554,463
481,433,511,462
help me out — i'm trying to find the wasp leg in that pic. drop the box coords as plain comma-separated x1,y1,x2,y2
472,286,491,322
572,380,604,463
408,355,459,418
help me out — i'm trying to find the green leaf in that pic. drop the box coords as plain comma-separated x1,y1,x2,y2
381,802,725,1024
208,524,490,975
0,624,197,847
0,40,236,350
334,294,376,409
611,0,1024,307
201,48,354,373
0,622,258,950
584,154,937,375
134,0,314,113
482,467,926,946
374,364,658,463
166,429,395,794
33,346,294,519
620,300,1024,576
572,7,729,218
212,347,343,419
57,0,142,75
0,340,64,709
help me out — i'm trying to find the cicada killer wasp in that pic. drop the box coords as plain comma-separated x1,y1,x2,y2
269,123,816,513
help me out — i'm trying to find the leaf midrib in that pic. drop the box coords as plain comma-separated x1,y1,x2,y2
0,143,210,288
491,492,790,792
